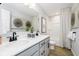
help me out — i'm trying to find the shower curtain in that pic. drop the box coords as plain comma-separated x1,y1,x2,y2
61,8,71,49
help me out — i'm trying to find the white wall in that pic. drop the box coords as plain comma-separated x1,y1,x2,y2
47,15,62,46
70,4,79,55
71,4,79,28
31,16,39,31
31,4,49,33
46,8,71,47
61,8,71,48
0,8,10,35
31,4,72,48
0,4,33,32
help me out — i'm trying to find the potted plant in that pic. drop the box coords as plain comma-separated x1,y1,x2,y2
25,21,33,33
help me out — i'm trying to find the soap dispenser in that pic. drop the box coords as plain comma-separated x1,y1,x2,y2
36,31,39,36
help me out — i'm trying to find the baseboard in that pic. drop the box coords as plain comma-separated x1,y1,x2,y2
55,44,64,48
71,49,76,56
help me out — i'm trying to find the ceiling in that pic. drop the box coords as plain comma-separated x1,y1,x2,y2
1,3,73,17
37,3,73,16
2,3,38,17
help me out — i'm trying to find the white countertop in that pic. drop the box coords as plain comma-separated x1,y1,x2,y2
0,35,49,56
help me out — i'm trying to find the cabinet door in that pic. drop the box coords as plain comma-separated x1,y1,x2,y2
74,38,79,55
75,31,79,55
72,31,79,56
32,51,40,56
17,43,39,56
40,46,45,56
39,38,49,56
45,39,49,56
40,40,45,48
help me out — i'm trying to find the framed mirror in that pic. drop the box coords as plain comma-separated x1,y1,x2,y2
77,11,79,27
11,14,23,29
71,13,75,29
13,18,23,28
41,17,46,33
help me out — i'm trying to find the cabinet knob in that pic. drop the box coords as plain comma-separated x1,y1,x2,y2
41,42,45,46
48,43,49,48
41,53,43,55
43,50,45,53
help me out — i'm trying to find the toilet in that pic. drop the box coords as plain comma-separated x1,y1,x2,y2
49,40,56,50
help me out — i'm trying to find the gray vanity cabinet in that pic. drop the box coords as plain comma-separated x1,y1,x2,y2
39,38,49,56
39,40,45,56
40,45,45,56
71,30,79,56
45,38,49,56
17,38,49,56
72,38,79,55
16,43,39,56
32,51,40,56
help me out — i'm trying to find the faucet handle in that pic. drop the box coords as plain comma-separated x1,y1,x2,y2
6,35,13,38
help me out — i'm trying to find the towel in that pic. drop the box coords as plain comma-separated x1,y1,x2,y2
72,33,76,40
67,31,76,40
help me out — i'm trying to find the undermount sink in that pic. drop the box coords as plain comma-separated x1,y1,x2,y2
0,35,35,48
17,35,35,41
1,40,30,48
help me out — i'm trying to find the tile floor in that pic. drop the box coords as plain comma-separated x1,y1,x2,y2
49,46,73,56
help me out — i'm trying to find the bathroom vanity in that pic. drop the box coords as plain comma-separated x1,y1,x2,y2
71,29,79,56
16,36,49,56
0,35,49,56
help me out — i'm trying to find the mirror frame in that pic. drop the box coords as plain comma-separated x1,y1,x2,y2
71,12,75,29
41,17,47,33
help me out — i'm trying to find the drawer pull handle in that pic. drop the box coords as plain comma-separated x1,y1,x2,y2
41,53,43,55
43,50,45,53
48,43,49,48
41,42,45,46
41,51,45,55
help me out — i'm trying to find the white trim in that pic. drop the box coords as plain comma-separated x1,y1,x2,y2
71,49,76,56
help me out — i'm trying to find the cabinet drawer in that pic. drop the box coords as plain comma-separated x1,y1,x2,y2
40,46,45,56
32,51,39,56
45,40,49,48
17,43,39,56
40,40,45,48
45,43,49,56
45,38,49,43
45,48,49,56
